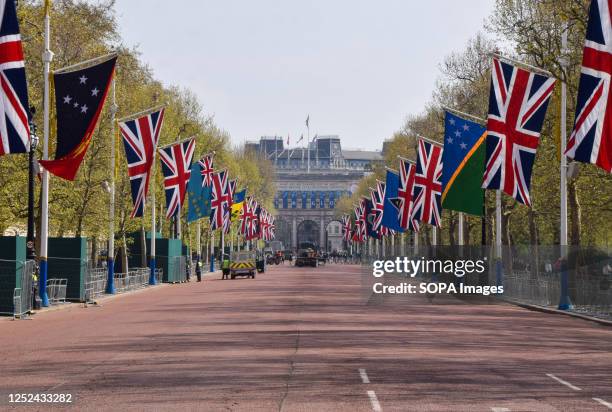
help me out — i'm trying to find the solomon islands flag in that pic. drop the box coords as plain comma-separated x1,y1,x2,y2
441,111,486,216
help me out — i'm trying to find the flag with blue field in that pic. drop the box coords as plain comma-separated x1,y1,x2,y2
441,111,486,216
382,170,404,232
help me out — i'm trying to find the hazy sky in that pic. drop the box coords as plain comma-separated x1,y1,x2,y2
113,0,495,150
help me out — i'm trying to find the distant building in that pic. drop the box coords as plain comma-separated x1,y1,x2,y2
246,135,383,251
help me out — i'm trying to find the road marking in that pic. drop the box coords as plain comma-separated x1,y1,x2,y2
546,373,582,391
367,390,382,412
491,408,510,412
359,368,370,384
593,398,612,409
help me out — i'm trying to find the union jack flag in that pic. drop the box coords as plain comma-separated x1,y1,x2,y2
119,108,165,218
268,214,275,240
394,159,420,232
341,215,351,242
199,153,214,187
0,0,30,155
260,208,271,241
239,196,255,236
354,199,367,242
210,169,230,230
482,57,556,205
566,0,612,173
411,139,443,227
222,178,237,234
248,200,260,240
159,138,195,219
370,181,385,232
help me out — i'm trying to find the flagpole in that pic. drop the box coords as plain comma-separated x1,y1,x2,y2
495,190,502,289
106,79,117,294
196,220,201,261
306,116,310,173
39,2,54,307
148,151,157,285
558,25,571,310
210,229,215,272
458,212,464,246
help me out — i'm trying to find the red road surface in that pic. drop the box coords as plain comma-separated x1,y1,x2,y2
1,263,611,411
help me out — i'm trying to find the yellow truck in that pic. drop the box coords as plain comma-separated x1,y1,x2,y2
229,251,256,279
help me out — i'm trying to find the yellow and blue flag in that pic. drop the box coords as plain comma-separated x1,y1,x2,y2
230,189,246,219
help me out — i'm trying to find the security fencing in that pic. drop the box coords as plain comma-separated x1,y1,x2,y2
113,268,150,292
84,267,107,303
46,278,68,305
155,268,164,284
0,259,35,318
359,241,611,321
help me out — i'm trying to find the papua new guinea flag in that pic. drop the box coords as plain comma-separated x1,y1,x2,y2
381,169,404,232
39,55,117,180
441,111,486,216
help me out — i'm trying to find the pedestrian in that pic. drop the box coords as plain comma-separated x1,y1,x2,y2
196,258,202,282
222,254,231,280
185,259,191,282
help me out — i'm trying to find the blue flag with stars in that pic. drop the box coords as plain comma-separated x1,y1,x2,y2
187,162,212,223
441,111,486,216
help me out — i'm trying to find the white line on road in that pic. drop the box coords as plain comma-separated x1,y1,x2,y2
546,373,582,391
359,368,370,384
491,408,510,412
593,398,612,409
367,390,382,412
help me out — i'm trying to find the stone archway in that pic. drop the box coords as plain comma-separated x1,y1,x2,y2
274,218,291,249
297,219,320,249
325,219,343,252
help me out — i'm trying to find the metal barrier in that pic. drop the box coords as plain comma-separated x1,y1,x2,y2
155,268,164,284
0,259,34,318
46,278,68,304
84,267,106,303
114,268,150,293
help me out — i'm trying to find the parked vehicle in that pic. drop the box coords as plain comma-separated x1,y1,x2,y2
229,251,256,279
295,248,318,267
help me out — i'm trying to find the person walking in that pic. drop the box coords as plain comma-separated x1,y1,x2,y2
196,258,202,282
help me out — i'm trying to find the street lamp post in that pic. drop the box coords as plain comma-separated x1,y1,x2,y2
26,108,39,262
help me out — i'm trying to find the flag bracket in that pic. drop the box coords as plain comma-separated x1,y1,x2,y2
117,104,167,123
54,51,119,74
491,53,554,78
442,106,486,125
416,134,443,148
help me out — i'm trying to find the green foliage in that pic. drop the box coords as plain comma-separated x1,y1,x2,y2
1,0,276,255
349,0,611,247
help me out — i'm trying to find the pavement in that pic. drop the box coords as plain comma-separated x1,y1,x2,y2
0,263,611,411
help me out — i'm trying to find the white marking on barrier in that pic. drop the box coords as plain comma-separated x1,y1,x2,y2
491,408,510,412
359,368,370,384
367,390,382,412
546,373,581,391
593,398,612,409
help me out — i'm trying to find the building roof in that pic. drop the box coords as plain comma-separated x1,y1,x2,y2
341,150,383,161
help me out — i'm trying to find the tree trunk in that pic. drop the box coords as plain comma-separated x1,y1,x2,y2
448,211,456,246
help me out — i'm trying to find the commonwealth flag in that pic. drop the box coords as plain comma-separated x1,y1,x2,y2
187,161,211,223
382,170,404,232
231,189,246,219
441,111,486,216
39,55,117,180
